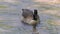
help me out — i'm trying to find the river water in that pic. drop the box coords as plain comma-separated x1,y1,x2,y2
0,0,60,34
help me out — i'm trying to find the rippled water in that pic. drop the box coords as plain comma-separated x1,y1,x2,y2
0,0,60,34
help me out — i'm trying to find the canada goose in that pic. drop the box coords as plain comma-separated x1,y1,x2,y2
21,9,40,34
21,9,40,25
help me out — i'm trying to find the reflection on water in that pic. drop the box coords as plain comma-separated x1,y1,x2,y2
0,0,60,34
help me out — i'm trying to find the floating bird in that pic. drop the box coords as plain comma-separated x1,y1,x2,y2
21,9,40,34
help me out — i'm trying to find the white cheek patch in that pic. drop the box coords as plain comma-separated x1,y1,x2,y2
29,20,35,24
25,18,33,24
26,20,37,25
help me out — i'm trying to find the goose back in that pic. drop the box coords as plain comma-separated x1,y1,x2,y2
22,9,33,18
